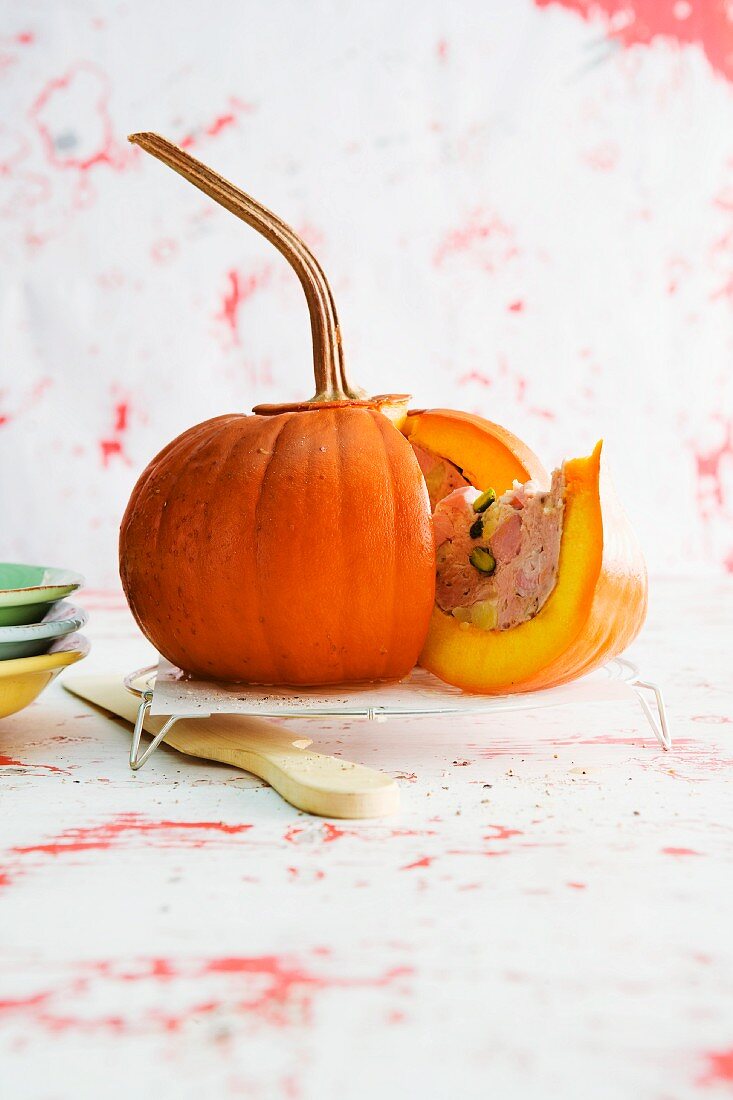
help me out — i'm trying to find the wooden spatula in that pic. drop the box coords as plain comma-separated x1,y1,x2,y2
64,675,399,819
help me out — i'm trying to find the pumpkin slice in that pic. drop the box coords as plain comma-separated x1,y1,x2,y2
402,408,548,510
419,441,647,694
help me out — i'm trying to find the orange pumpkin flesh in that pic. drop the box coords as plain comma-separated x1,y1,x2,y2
402,408,548,497
418,441,648,694
120,134,434,685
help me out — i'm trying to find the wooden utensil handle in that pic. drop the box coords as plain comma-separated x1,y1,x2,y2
65,676,399,819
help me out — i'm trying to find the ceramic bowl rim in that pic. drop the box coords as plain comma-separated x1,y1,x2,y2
0,602,88,642
0,562,85,603
0,634,90,678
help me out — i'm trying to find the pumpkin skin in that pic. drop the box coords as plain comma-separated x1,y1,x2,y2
418,441,647,693
402,408,548,496
120,405,435,685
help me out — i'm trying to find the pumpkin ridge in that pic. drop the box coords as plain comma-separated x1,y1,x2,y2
252,413,298,682
193,416,282,676
368,409,400,682
120,418,229,647
330,409,349,681
120,419,216,561
151,420,238,670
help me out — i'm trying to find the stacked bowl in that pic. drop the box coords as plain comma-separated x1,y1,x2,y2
0,563,90,719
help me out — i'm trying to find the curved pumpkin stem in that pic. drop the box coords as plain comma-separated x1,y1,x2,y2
128,132,366,404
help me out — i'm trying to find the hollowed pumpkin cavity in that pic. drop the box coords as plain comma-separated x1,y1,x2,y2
416,440,648,694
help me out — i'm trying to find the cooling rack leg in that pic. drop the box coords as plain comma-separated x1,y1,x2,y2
633,679,672,751
130,692,153,769
129,693,188,771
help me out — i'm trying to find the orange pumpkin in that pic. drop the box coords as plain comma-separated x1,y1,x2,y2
417,440,648,693
120,135,434,685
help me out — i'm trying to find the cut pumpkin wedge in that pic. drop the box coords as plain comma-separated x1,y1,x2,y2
402,408,548,498
418,441,648,694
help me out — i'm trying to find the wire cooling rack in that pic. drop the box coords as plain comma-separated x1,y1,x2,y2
122,657,671,771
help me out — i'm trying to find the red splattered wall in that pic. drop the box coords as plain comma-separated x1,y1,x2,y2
0,1,731,580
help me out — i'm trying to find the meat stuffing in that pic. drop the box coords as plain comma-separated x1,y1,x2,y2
411,442,470,510
433,469,565,631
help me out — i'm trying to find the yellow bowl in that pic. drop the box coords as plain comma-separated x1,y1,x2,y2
0,634,90,719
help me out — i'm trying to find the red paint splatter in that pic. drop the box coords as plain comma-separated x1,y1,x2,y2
16,31,35,45
85,958,178,984
473,734,732,778
206,113,236,137
698,1047,733,1087
436,37,449,61
0,131,31,179
99,397,132,468
99,437,122,465
216,268,270,342
667,255,692,295
282,821,361,845
458,357,557,421
401,855,434,871
661,847,703,856
567,881,587,889
0,953,411,1035
150,237,178,264
433,210,519,270
200,954,366,1026
390,828,438,839
1,753,29,767
693,418,733,517
400,827,521,870
535,0,733,83
445,847,512,859
179,97,255,150
458,369,493,387
12,814,252,857
0,991,51,1012
486,824,523,842
29,63,129,174
146,958,177,980
692,714,733,724
708,268,730,299
0,754,68,775
114,402,128,432
508,299,524,312
0,377,52,430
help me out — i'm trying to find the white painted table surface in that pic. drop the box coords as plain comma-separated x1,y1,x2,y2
1,578,731,1100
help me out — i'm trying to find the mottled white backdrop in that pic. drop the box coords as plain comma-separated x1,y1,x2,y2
1,0,731,586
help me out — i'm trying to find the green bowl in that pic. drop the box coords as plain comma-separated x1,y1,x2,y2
0,563,84,626
0,602,88,660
